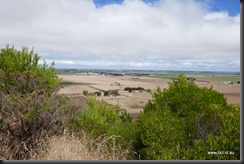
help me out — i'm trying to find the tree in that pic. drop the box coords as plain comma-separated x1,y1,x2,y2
0,45,74,160
0,44,61,94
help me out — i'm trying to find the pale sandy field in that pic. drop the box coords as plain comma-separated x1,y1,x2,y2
58,74,240,115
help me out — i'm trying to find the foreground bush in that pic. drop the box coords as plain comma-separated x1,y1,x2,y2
0,45,77,160
0,45,135,160
184,104,240,160
136,74,240,160
136,109,186,159
70,97,137,159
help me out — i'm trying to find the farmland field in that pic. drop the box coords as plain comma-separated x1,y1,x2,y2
57,70,240,116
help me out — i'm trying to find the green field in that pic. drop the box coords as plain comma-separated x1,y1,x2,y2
149,73,180,79
56,70,98,76
150,73,240,83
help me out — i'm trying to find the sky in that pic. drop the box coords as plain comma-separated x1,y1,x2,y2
0,0,240,71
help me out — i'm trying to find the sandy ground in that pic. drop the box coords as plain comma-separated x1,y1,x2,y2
58,74,240,114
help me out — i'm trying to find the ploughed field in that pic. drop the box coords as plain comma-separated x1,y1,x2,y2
58,73,240,115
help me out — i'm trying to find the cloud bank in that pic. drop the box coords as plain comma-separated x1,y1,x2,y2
0,0,240,71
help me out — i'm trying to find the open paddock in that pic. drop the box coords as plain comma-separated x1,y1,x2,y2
58,73,240,114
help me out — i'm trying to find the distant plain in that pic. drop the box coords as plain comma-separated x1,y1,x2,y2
57,70,240,117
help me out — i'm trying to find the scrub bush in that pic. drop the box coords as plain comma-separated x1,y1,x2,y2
136,74,240,160
0,45,76,160
69,97,136,159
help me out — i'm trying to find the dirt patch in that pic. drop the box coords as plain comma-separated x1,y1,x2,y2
222,92,240,104
195,82,240,104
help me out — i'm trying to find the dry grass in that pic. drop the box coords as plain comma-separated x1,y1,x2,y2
31,130,130,160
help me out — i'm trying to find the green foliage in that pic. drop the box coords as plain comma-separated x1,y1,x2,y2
0,44,61,94
136,74,240,160
108,110,136,153
145,74,227,115
107,119,137,156
70,97,121,137
0,45,77,160
69,97,137,157
136,109,186,160
120,110,132,122
190,104,240,160
0,45,39,73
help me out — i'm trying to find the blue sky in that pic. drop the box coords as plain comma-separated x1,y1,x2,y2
94,0,240,16
208,0,240,16
0,0,240,71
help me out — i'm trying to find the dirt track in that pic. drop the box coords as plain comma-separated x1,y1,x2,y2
58,74,240,114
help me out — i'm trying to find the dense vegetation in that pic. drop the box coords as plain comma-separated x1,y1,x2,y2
0,45,77,159
136,74,240,160
0,45,240,160
69,97,136,159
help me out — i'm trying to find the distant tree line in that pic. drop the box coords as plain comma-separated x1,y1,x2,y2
83,89,120,97
124,87,151,93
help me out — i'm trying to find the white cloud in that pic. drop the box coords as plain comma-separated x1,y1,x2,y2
0,0,240,71
203,11,229,20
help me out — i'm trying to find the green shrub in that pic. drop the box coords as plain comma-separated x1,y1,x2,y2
119,110,132,122
70,97,120,137
145,74,227,115
107,120,137,159
69,97,137,158
136,74,240,160
0,44,61,94
0,45,76,160
186,104,240,160
108,110,136,149
136,109,186,160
